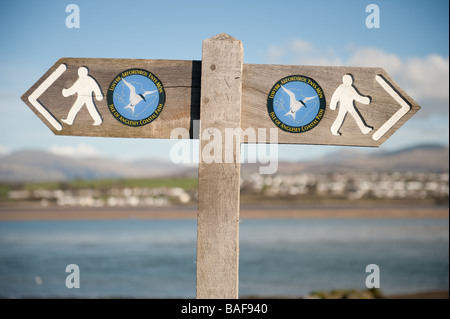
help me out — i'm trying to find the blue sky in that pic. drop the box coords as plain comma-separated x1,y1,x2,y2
0,0,448,161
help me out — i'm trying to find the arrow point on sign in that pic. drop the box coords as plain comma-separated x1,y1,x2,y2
372,74,411,141
27,63,67,131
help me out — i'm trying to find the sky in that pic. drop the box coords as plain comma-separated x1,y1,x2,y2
0,0,448,162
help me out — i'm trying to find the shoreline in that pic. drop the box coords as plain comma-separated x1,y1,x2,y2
244,290,450,299
0,203,448,221
2,290,448,299
385,290,449,299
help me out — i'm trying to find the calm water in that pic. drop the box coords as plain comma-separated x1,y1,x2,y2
0,218,448,298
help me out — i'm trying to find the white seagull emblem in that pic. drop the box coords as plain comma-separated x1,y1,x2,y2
281,85,317,120
122,78,157,114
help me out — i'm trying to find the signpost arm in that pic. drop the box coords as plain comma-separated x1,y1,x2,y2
196,33,244,299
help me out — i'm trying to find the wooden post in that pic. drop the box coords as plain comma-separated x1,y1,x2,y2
196,33,243,299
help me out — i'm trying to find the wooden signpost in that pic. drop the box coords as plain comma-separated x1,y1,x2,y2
21,33,420,299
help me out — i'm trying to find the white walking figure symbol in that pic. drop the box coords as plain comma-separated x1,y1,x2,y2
330,74,373,136
61,66,103,126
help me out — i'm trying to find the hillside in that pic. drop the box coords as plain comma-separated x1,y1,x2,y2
0,150,195,182
0,144,448,182
243,144,449,175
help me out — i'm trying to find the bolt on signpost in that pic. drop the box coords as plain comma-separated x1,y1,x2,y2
21,33,420,299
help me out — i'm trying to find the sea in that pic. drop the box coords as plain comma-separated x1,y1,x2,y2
0,218,448,298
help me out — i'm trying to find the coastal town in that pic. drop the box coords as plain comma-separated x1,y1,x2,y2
4,170,448,208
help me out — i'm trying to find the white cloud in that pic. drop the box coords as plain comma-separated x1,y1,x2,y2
347,48,403,74
400,55,449,101
347,49,449,105
49,143,101,158
266,39,343,66
267,46,286,63
291,39,313,52
265,40,449,117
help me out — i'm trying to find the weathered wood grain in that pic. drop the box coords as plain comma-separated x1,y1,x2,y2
196,33,243,299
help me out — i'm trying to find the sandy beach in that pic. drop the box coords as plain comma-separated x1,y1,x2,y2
0,203,448,221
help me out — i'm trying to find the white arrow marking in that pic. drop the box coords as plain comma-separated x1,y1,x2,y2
372,74,411,141
28,64,67,131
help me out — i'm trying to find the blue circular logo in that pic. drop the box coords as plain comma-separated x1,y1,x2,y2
267,75,326,133
107,69,165,127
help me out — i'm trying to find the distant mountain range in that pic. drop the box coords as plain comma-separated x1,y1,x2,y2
249,144,449,175
0,150,196,182
0,144,448,182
